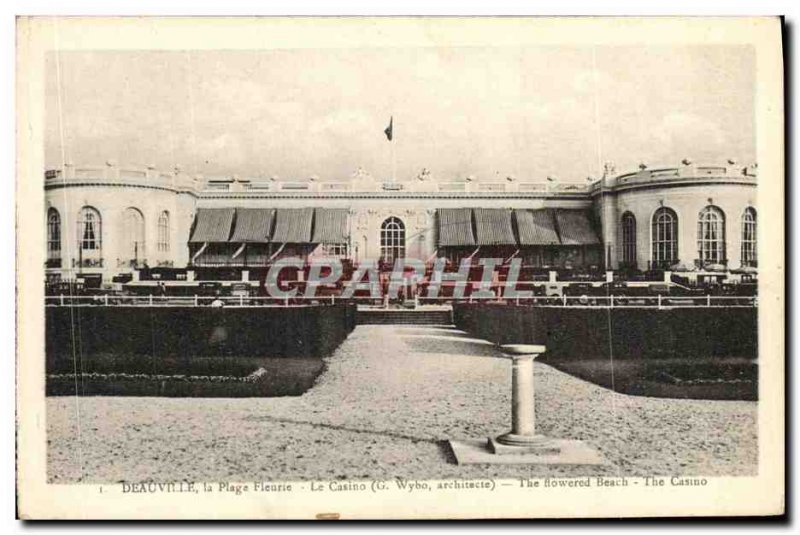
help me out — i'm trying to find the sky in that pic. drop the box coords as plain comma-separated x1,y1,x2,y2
44,46,755,183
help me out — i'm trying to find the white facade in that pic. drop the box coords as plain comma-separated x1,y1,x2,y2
45,163,197,283
44,161,758,283
592,163,758,270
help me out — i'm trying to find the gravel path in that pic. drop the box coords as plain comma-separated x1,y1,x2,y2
47,325,757,483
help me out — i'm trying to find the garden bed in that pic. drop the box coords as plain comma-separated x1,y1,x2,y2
47,356,326,397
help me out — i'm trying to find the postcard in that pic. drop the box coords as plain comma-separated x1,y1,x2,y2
16,16,784,519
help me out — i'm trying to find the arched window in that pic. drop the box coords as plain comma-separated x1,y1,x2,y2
78,206,102,251
47,208,61,256
122,207,146,263
157,211,170,253
651,207,678,267
380,217,405,263
620,212,636,266
741,207,757,267
697,206,726,265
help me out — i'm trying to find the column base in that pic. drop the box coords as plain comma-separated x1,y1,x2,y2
491,434,562,455
447,438,608,466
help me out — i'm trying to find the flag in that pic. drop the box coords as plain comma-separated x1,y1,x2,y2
384,116,393,141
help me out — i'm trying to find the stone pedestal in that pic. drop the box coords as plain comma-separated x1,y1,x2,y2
447,344,607,466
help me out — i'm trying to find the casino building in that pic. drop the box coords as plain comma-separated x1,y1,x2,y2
43,160,758,288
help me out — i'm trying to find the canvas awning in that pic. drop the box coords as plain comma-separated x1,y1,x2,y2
515,209,560,246
188,208,235,243
555,210,601,245
230,208,275,243
272,208,314,243
437,208,475,247
473,208,517,246
312,208,349,243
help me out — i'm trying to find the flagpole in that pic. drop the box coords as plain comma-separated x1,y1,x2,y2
392,136,396,184
385,115,395,184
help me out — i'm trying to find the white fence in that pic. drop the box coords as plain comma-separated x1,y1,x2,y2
44,294,758,309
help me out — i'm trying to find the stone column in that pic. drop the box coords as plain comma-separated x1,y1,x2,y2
493,344,560,454
508,355,535,436
448,344,606,465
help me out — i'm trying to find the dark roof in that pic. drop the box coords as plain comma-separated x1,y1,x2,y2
473,208,517,246
555,210,601,245
189,208,235,243
437,208,476,247
272,208,314,243
230,208,274,243
515,209,561,246
312,208,349,243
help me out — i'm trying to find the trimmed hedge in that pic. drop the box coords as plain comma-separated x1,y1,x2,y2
453,303,757,361
46,304,357,361
45,304,355,397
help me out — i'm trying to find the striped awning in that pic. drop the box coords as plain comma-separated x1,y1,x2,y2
312,208,349,243
473,208,517,246
272,208,314,243
556,210,601,245
189,208,235,243
515,209,561,246
437,208,475,247
230,208,274,243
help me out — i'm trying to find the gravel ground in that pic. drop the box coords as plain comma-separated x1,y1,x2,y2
47,325,757,483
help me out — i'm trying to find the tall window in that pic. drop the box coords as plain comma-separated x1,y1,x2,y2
741,207,757,267
157,211,170,252
380,216,405,263
47,208,61,256
78,206,102,251
620,212,636,266
123,207,146,262
697,206,726,265
651,207,678,267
